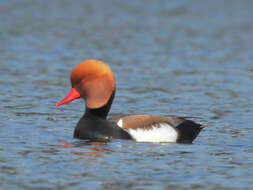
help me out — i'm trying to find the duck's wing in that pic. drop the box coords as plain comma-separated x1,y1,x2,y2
109,114,203,143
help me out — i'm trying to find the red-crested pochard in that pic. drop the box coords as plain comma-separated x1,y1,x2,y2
56,59,203,143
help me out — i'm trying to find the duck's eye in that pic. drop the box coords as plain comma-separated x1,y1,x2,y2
81,80,85,85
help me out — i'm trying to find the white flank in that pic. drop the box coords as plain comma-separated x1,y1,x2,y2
117,119,123,128
126,123,178,143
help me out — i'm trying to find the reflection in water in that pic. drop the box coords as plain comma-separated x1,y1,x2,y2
59,140,110,160
72,149,105,160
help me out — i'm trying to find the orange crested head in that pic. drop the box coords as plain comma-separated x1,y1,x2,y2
70,59,115,89
57,59,115,109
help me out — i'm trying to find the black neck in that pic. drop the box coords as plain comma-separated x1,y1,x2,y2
84,90,115,119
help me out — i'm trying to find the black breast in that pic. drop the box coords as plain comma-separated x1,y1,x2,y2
74,115,132,141
73,90,132,141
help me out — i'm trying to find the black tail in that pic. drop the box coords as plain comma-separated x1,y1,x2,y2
176,119,203,143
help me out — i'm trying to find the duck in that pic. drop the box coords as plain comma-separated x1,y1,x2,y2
56,59,204,143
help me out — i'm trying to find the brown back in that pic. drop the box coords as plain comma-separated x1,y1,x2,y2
109,114,184,129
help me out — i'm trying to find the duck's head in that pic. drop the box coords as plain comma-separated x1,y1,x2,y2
56,59,115,109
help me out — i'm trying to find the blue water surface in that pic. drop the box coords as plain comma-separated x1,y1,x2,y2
1,0,253,189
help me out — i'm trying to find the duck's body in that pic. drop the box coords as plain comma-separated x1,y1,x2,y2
57,59,203,143
111,114,202,143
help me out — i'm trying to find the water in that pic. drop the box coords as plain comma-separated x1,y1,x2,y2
1,0,253,189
